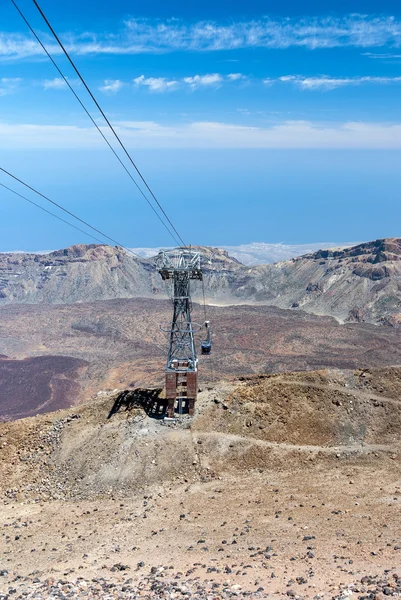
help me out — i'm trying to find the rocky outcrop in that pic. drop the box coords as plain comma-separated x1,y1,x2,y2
230,237,401,323
312,238,401,262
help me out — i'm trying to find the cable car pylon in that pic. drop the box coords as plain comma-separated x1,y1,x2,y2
156,248,207,418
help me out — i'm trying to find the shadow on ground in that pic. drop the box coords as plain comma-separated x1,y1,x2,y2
107,388,166,420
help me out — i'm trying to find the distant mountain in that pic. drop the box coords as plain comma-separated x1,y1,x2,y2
0,244,240,305
0,244,156,304
0,239,400,324
132,241,359,265
224,238,401,325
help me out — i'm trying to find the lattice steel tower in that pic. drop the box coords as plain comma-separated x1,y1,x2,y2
156,249,202,417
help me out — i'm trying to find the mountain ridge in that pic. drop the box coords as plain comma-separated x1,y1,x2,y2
0,238,399,324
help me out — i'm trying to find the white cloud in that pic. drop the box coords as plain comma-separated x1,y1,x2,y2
227,73,246,81
0,123,101,148
3,14,401,60
133,73,228,91
99,79,125,93
0,33,54,60
0,77,21,95
42,77,68,90
269,74,401,89
183,73,222,88
133,75,178,92
3,119,401,149
278,75,296,83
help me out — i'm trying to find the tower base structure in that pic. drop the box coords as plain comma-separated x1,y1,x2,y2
166,365,197,418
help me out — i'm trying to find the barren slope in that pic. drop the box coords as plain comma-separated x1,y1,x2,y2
1,368,401,598
2,366,400,501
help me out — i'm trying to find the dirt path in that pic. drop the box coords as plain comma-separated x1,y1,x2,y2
192,430,397,454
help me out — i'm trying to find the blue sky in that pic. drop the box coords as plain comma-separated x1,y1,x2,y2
0,0,401,251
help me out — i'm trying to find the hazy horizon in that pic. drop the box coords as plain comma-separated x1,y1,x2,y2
0,239,361,265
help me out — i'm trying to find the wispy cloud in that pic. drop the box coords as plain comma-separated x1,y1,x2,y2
363,52,401,59
0,32,65,61
3,119,401,149
42,77,68,90
267,74,401,89
0,77,21,95
5,72,400,95
3,14,401,60
121,15,401,51
99,79,125,93
133,75,179,92
227,73,246,81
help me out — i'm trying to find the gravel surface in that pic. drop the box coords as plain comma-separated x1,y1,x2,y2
1,571,401,599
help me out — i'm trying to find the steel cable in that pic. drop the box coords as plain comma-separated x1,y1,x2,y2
28,0,187,248
1,182,105,245
11,0,183,248
0,167,151,263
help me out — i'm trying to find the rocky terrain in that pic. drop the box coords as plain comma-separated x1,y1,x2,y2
0,238,400,324
1,240,400,598
1,367,401,598
1,298,401,421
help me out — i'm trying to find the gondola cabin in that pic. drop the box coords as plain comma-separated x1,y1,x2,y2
201,340,212,354
201,320,212,355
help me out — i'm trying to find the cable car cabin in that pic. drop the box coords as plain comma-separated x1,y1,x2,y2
201,340,212,355
201,320,212,355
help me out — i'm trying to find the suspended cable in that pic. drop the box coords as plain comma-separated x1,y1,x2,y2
1,182,106,245
10,0,183,249
25,0,187,248
0,167,150,263
201,276,208,322
200,259,215,383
